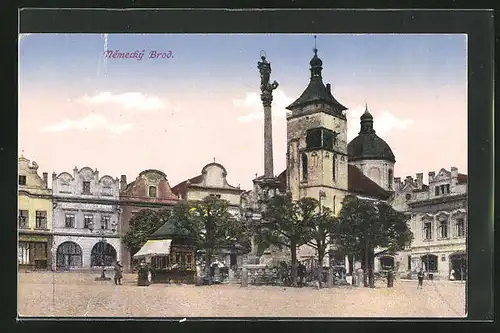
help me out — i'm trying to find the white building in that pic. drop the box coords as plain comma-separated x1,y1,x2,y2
392,167,467,280
51,167,121,271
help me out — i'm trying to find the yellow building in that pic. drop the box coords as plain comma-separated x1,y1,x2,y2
18,156,52,270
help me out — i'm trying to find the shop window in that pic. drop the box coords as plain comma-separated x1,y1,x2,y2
421,254,438,272
35,211,47,229
56,242,83,269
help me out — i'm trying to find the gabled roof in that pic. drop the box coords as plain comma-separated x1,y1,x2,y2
171,174,204,197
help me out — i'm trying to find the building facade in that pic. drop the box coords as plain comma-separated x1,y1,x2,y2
392,168,467,280
119,169,179,272
51,167,121,271
172,162,246,267
171,162,244,217
18,156,52,270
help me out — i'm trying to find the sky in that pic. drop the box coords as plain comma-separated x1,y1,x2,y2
19,33,467,191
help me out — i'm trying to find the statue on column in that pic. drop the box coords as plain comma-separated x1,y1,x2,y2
257,55,279,106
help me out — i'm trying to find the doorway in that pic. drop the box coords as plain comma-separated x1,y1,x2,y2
449,253,467,280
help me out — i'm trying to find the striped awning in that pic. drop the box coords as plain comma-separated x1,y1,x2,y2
133,239,172,259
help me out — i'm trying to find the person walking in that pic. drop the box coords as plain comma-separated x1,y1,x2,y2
114,261,123,285
417,268,425,289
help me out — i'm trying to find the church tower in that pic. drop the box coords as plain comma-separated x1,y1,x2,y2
286,46,349,214
347,105,396,192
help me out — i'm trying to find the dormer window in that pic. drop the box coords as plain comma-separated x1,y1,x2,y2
82,181,91,194
18,175,27,186
148,186,157,198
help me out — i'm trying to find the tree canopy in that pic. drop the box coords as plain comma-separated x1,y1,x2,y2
122,208,172,252
333,195,413,287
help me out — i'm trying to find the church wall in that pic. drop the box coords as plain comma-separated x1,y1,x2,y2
186,188,242,206
350,159,394,192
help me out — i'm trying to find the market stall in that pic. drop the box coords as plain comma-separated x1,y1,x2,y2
133,218,196,284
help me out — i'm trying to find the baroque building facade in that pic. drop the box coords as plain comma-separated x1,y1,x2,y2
172,162,246,267
18,156,52,270
119,169,179,272
51,167,121,271
392,168,467,280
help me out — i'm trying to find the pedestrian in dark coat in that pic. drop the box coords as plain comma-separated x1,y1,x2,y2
417,268,425,289
114,261,123,285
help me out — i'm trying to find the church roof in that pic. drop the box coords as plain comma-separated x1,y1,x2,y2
275,166,391,200
347,106,396,163
347,165,392,200
171,174,204,197
286,48,347,112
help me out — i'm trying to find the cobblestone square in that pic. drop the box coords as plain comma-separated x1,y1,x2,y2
18,272,466,318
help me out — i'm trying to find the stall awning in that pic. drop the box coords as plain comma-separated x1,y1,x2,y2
133,239,172,259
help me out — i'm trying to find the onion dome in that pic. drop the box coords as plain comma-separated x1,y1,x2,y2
347,104,396,163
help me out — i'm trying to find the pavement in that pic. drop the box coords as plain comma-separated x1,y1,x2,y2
18,272,466,318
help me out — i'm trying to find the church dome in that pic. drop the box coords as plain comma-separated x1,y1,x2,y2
348,106,396,163
309,49,323,67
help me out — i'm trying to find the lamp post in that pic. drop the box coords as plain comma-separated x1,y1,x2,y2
89,222,116,281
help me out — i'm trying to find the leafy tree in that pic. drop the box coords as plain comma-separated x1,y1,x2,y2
122,208,172,256
254,194,317,287
171,196,249,282
334,195,413,287
304,205,337,287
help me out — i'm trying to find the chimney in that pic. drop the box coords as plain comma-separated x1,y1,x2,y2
428,171,435,183
120,175,127,191
416,173,423,190
394,177,402,191
42,172,48,188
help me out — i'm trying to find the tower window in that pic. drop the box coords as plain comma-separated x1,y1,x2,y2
306,128,322,149
388,169,393,190
302,153,308,182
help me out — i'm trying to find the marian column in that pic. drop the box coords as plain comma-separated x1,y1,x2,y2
258,55,279,179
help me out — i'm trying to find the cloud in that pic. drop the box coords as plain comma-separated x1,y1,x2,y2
19,34,32,41
347,105,414,140
76,92,178,112
41,113,133,134
234,90,294,123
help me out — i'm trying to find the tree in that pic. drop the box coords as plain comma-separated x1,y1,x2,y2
334,195,413,288
254,194,317,287
171,196,249,283
122,208,172,257
304,206,337,287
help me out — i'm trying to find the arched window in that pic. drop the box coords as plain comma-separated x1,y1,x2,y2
91,241,117,267
149,186,157,198
302,153,308,182
388,169,393,190
56,241,82,270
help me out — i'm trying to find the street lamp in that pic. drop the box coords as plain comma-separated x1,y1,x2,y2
88,222,116,281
